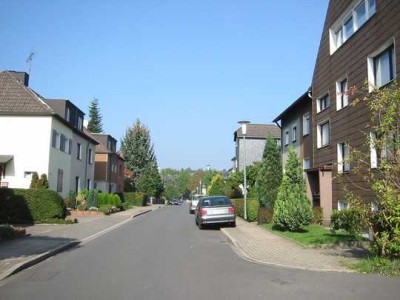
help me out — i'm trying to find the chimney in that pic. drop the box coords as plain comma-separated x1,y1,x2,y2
8,71,29,86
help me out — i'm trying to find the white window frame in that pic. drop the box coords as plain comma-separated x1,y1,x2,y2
336,77,349,110
317,120,330,148
77,143,82,160
329,0,376,54
88,148,93,164
292,125,297,143
337,142,350,173
284,130,289,146
303,113,310,136
338,200,349,211
317,94,330,113
303,158,311,170
367,41,396,91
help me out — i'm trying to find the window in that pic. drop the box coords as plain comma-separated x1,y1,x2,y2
317,94,330,113
355,1,367,27
75,176,81,194
303,158,311,170
60,134,66,152
336,78,349,110
338,200,349,211
284,131,289,146
303,113,310,135
77,116,83,131
337,142,350,173
330,0,376,54
88,148,93,164
317,121,330,148
57,169,63,192
52,130,60,149
373,45,395,88
66,107,71,122
77,143,82,160
292,126,297,142
343,16,354,40
86,179,92,190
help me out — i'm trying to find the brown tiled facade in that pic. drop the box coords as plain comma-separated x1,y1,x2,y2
310,0,400,222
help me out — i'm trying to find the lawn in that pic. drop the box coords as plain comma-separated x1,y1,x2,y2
262,223,365,246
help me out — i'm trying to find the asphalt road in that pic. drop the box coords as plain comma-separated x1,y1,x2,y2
0,204,399,300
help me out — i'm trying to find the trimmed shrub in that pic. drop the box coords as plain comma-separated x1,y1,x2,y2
0,188,66,223
99,205,113,215
330,207,366,236
312,207,323,225
232,198,259,222
123,192,147,206
258,207,274,224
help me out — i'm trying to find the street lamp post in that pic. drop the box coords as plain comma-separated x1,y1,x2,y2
238,120,250,220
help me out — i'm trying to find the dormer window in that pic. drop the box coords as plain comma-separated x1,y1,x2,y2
330,0,376,54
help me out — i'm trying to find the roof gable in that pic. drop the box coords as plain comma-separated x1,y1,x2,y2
235,124,280,140
0,71,53,115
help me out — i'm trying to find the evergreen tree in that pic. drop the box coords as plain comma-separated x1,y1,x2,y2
136,161,164,197
30,172,39,189
273,147,313,231
208,173,226,195
87,98,103,133
38,174,49,189
256,135,282,208
121,119,156,181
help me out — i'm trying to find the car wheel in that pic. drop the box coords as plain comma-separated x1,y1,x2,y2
198,222,204,229
231,222,236,227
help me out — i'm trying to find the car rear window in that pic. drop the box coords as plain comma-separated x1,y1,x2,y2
201,197,231,207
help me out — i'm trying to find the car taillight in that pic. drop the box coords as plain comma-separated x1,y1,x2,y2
228,207,235,214
200,208,207,215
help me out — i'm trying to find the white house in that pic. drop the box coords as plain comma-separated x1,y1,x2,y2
0,71,97,198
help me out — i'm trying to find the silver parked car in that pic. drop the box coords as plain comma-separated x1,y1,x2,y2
195,196,236,229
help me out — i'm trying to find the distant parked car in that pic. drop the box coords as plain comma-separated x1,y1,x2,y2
195,196,236,229
189,194,203,214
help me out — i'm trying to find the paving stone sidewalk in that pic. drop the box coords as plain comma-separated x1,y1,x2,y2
0,206,157,281
221,218,358,272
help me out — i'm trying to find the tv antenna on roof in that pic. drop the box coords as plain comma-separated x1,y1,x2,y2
26,52,35,75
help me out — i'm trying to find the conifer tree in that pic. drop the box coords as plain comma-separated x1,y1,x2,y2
273,147,313,231
87,98,103,133
121,119,156,185
256,135,282,208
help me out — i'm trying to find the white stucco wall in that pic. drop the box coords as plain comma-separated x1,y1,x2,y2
48,118,73,197
0,116,52,189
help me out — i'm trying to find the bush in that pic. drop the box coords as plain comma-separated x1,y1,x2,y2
98,205,113,215
123,192,147,206
273,148,313,231
330,207,366,236
86,190,98,208
258,207,274,224
312,207,323,225
232,198,259,222
0,188,66,223
120,202,132,211
65,191,77,209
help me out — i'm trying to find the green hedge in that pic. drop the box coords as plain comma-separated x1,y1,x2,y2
232,198,259,222
123,192,147,207
0,188,66,223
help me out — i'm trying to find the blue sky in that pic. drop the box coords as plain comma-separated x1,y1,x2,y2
0,0,328,170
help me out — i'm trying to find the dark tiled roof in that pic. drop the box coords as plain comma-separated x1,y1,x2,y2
273,88,311,123
235,124,281,139
0,71,54,115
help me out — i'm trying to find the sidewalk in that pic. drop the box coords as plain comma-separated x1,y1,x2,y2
0,206,157,281
221,218,361,272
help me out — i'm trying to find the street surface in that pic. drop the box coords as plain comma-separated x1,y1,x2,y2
0,204,399,300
